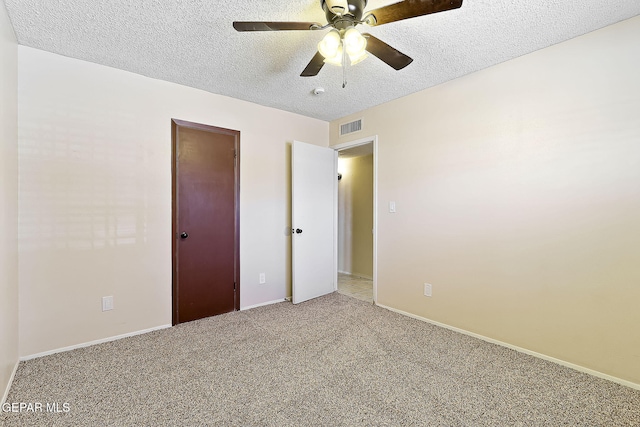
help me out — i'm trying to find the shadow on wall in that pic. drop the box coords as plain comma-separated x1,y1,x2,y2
19,101,151,252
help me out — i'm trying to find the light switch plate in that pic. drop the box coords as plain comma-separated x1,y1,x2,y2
389,201,396,213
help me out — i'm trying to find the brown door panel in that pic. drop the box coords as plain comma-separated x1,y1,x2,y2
172,119,240,324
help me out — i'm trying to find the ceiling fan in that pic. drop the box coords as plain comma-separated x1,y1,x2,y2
233,0,463,78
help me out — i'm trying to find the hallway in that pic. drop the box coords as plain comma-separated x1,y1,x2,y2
337,273,373,303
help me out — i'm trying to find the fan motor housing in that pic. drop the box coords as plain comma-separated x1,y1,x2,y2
321,0,367,28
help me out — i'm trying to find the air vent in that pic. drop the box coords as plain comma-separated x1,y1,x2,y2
340,119,362,136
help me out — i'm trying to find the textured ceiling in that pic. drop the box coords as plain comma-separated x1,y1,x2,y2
5,0,640,121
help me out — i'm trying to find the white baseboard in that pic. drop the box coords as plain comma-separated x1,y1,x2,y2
1,360,20,406
20,324,172,361
241,298,287,311
338,271,373,280
376,303,640,391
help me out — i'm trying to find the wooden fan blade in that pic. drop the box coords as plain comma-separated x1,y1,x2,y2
363,34,413,70
365,0,462,26
301,52,326,77
233,21,322,31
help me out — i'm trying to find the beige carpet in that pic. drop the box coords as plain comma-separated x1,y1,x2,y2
2,293,639,426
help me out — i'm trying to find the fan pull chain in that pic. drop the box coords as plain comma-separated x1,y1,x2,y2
342,46,347,88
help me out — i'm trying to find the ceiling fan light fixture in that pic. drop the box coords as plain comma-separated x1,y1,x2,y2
235,0,464,78
323,45,344,66
348,50,368,65
343,27,367,57
318,29,341,59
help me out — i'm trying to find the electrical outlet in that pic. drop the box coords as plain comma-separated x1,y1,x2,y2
259,273,266,284
102,296,114,311
424,283,432,297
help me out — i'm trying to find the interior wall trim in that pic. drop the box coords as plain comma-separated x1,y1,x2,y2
240,298,287,311
19,325,172,362
1,360,20,406
376,303,640,391
338,271,373,280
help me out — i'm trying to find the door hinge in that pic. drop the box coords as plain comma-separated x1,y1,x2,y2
234,282,236,291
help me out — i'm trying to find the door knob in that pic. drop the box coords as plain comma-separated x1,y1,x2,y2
295,228,303,234
180,232,189,239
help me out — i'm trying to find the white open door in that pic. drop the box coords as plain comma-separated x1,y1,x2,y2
292,141,337,304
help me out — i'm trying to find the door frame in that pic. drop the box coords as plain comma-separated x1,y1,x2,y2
333,135,378,304
171,118,241,325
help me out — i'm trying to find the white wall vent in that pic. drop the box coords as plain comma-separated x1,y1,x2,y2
340,118,362,136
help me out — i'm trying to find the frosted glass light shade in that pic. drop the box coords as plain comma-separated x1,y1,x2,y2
318,30,341,59
323,45,344,66
343,27,367,57
349,50,368,65
325,0,350,15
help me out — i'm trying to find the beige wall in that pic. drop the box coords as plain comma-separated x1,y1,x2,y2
18,47,328,357
0,1,19,402
330,16,640,386
338,154,373,278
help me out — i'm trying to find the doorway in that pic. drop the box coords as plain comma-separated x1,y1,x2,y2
172,119,240,324
334,137,377,303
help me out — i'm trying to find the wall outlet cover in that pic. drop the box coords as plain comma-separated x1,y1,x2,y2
424,283,432,297
102,296,114,311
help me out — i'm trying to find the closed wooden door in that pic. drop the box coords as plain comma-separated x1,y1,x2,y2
172,119,240,324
